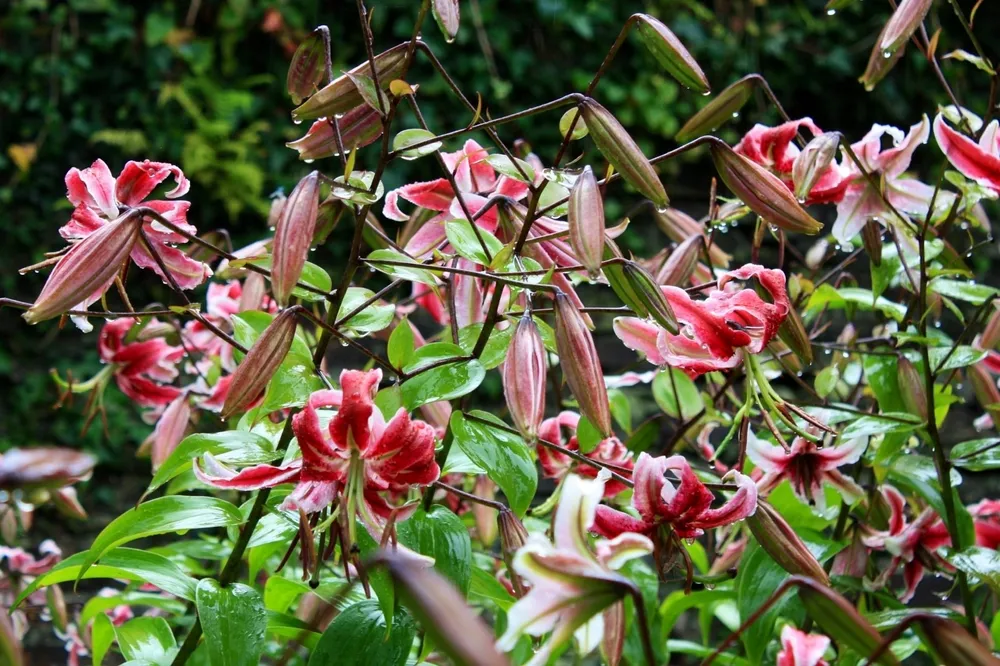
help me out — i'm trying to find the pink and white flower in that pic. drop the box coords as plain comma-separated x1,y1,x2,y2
934,112,1000,193
777,625,830,666
970,499,1000,549
536,412,633,498
99,318,184,408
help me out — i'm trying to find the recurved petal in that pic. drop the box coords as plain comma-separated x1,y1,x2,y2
934,115,1000,191
116,160,190,205
193,453,302,491
594,532,654,570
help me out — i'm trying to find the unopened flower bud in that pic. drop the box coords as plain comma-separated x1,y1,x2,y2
268,193,286,230
50,487,88,521
286,27,328,105
796,578,899,666
897,356,928,421
918,615,999,666
0,448,95,491
747,500,829,585
46,585,68,633
792,132,840,203
805,239,829,270
675,76,755,143
272,171,320,306
287,105,383,161
222,308,299,420
0,509,16,544
432,0,460,41
654,208,731,268
862,220,884,266
601,601,626,666
879,0,933,56
710,140,824,235
859,26,905,92
147,394,191,470
579,98,668,209
633,14,709,94
498,507,529,556
568,166,606,278
503,316,547,441
777,305,814,365
473,476,498,547
970,363,1000,425
656,235,701,286
292,44,409,122
238,272,267,313
981,303,1000,351
622,261,679,333
554,293,613,438
24,214,141,325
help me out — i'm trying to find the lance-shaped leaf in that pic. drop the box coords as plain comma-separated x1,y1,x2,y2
287,105,383,161
433,0,460,42
222,307,299,420
503,316,547,442
579,98,668,208
272,171,320,305
287,27,328,105
568,165,606,277
292,43,410,122
24,214,141,324
675,76,755,142
747,501,829,585
554,293,613,438
879,0,933,56
372,551,509,666
196,579,267,666
792,132,840,202
710,140,823,234
633,14,710,93
918,615,1000,666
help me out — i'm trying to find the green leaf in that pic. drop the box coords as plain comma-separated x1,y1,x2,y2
345,71,389,117
839,412,923,439
806,284,907,321
575,415,602,454
928,345,987,372
402,342,468,374
245,259,332,303
946,547,1000,594
114,617,177,665
449,411,538,516
814,366,839,398
308,599,416,666
267,611,321,649
609,389,632,434
943,49,997,74
398,505,473,595
196,579,267,666
354,524,396,629
665,640,749,666
81,592,186,628
91,612,115,665
457,322,515,370
79,497,244,581
367,249,440,286
652,368,702,419
392,128,442,160
929,278,999,305
950,437,1000,471
401,359,485,410
445,219,505,265
146,431,277,497
387,319,415,369
259,361,324,413
863,354,905,414
338,287,396,336
15,548,198,607
469,566,516,611
232,311,313,364
559,108,589,140
484,154,536,182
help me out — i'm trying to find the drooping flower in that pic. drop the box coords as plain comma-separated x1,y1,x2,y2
496,472,653,666
777,625,830,666
969,499,1000,549
182,280,276,373
592,452,757,543
613,263,789,377
734,118,849,205
99,318,184,408
934,112,1000,193
536,412,633,498
746,430,867,510
194,369,440,522
60,159,211,290
862,485,951,602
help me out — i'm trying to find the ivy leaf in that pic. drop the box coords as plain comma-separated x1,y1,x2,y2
398,505,473,595
196,579,268,666
308,600,416,666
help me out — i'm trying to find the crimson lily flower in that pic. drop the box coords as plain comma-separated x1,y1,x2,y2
970,499,1000,549
194,369,440,522
99,318,184,408
777,626,830,666
592,452,757,543
735,118,850,205
496,471,653,666
60,159,211,292
746,429,867,510
863,485,951,602
613,263,789,377
934,111,1000,193
536,411,633,498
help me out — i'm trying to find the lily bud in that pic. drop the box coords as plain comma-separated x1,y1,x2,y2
633,15,709,94
554,293,613,438
287,27,328,105
24,214,141,325
286,105,383,161
222,308,299,420
897,357,928,421
579,98,669,209
622,262,679,333
601,601,626,666
503,316,547,441
797,578,901,666
498,508,529,556
860,26,906,92
654,208,731,268
46,585,68,633
862,219,883,266
981,303,1000,350
747,501,829,585
292,43,409,122
918,615,1000,666
805,239,829,270
675,76,755,142
432,0,460,42
656,235,701,286
568,166,606,278
238,272,267,313
970,364,1000,425
792,132,840,202
272,171,320,306
373,551,509,666
0,610,23,666
879,0,933,56
709,140,824,235
147,394,191,470
777,305,814,365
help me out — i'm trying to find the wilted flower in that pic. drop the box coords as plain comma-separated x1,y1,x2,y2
863,485,951,602
536,411,633,498
613,263,789,377
777,625,830,666
934,112,1000,194
746,429,867,510
496,472,653,666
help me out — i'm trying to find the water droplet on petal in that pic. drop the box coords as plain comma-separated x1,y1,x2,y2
293,118,303,125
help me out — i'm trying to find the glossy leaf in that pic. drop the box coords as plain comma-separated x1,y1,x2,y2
950,437,1000,471
388,319,416,369
114,616,177,665
839,412,923,439
338,287,395,335
393,128,442,160
398,505,473,595
307,600,412,666
145,431,277,497
946,547,1000,594
401,358,485,410
367,248,441,286
445,219,505,265
196,579,267,666
652,368,702,420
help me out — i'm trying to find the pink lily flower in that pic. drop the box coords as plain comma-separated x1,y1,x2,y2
496,472,653,666
612,263,789,377
970,499,1000,549
194,369,440,521
831,116,951,245
592,452,757,544
862,485,951,602
183,279,277,374
777,625,830,666
746,429,867,510
934,112,1000,193
60,159,211,291
0,540,62,642
99,318,184,408
536,412,633,498
735,118,850,205
0,540,61,577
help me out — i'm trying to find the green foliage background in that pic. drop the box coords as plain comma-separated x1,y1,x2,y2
0,0,994,473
